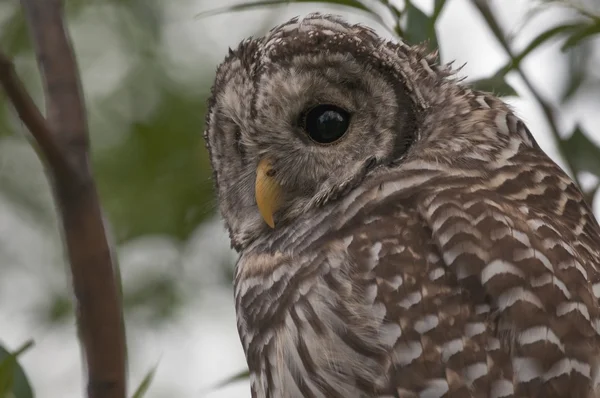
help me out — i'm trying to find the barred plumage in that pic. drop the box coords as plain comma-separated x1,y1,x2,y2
205,14,600,398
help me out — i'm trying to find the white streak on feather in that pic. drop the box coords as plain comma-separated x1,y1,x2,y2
558,258,588,280
393,340,423,366
419,379,449,398
429,267,445,281
475,304,490,314
491,379,514,398
380,323,402,347
518,326,564,352
465,322,486,337
414,315,439,334
441,338,464,362
513,248,554,272
487,337,501,351
463,362,488,384
544,358,591,381
557,301,590,320
398,291,422,309
481,259,525,285
497,287,543,311
530,273,571,299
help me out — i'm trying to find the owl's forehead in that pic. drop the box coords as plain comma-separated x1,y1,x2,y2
259,14,384,61
265,14,379,43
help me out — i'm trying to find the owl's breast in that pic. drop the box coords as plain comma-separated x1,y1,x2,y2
234,229,406,398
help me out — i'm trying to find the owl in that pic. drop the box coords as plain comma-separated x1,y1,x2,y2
204,13,600,398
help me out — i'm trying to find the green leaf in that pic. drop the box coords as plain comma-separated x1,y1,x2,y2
195,0,392,35
562,21,600,50
469,74,518,97
404,3,438,50
499,23,580,76
432,0,448,23
0,341,34,398
131,364,158,398
560,126,600,177
561,44,589,103
196,0,371,18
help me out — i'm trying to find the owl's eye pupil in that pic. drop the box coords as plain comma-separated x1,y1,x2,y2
304,104,350,144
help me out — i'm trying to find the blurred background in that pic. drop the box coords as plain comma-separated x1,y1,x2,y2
0,0,599,397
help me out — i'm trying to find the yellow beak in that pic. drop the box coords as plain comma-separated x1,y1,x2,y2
255,158,282,228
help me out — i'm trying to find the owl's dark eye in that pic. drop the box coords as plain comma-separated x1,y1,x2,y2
303,104,350,144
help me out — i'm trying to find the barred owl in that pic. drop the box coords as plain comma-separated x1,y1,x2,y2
204,14,600,398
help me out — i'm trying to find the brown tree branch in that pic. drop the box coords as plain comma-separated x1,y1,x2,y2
0,1,127,397
0,52,68,173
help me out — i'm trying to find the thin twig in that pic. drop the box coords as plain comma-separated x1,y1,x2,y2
471,0,582,189
0,1,128,397
0,53,68,173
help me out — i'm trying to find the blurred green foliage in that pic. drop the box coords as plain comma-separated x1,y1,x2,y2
0,341,34,398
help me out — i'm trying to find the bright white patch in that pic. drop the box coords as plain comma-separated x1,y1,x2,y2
593,283,600,298
398,291,422,309
441,338,464,362
497,287,543,311
481,259,525,285
429,267,445,281
463,362,488,384
544,358,591,381
530,273,571,299
414,315,439,334
419,379,449,398
518,326,564,351
465,322,486,337
557,301,590,320
491,379,514,398
513,357,543,382
394,340,423,366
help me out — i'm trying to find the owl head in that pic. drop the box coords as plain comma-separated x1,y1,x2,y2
204,13,535,251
